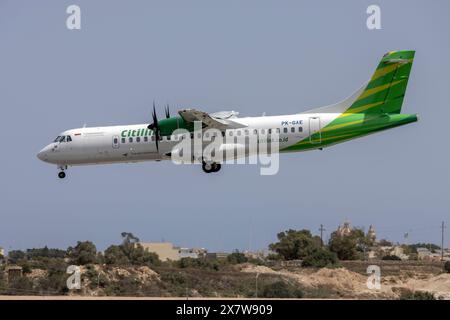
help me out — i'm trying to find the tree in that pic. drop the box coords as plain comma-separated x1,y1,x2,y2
104,245,129,265
302,249,339,268
7,250,27,264
67,241,98,265
104,233,160,266
227,251,248,264
269,229,321,260
328,228,369,260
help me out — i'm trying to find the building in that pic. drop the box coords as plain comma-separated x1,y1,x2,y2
206,252,229,260
179,247,207,259
139,242,207,261
140,242,180,261
337,220,352,237
367,225,376,243
6,266,23,280
0,247,4,257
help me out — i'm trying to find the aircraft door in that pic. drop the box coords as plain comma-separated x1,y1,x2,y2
112,135,120,149
309,117,321,144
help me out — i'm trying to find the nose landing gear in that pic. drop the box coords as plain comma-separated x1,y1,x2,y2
57,165,67,179
202,161,221,173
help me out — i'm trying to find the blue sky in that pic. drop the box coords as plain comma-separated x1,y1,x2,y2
0,0,449,252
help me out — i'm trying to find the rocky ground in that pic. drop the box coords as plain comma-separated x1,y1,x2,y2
240,263,450,299
14,262,450,299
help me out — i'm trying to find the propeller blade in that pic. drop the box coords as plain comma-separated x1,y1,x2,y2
148,101,160,152
165,104,170,119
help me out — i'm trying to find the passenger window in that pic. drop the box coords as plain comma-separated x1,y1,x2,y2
197,133,202,139
283,128,288,133
190,133,194,139
229,131,233,136
151,136,155,141
276,128,280,133
298,127,303,132
121,138,126,143
167,135,171,141
245,129,249,135
268,129,272,134
144,136,148,142
67,135,72,142
291,127,295,133
129,137,133,143
113,138,118,144
253,129,258,135
136,137,141,143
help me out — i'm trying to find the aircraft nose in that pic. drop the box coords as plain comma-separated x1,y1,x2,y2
37,146,49,162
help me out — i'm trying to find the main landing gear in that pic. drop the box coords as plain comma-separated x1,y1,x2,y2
202,161,221,173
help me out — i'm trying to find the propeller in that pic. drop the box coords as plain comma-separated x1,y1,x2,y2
147,101,160,152
164,104,170,119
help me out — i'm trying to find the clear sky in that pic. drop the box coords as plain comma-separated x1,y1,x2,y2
0,0,449,253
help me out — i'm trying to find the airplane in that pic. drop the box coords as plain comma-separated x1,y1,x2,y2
37,50,418,178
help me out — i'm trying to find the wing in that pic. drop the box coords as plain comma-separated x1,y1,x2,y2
178,108,246,130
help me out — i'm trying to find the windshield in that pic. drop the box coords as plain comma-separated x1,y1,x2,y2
53,135,71,143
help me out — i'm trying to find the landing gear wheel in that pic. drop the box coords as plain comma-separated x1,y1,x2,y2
58,171,66,179
202,161,213,173
212,163,221,172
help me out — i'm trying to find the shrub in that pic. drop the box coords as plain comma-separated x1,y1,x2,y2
444,261,450,273
260,280,303,298
382,255,402,261
227,251,248,265
400,290,436,300
302,249,339,268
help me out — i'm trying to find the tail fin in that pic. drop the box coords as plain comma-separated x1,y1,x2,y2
345,50,415,115
303,50,415,115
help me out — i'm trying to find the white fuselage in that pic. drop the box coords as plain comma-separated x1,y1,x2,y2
37,112,338,167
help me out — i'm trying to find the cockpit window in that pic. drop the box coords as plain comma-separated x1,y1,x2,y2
54,135,72,143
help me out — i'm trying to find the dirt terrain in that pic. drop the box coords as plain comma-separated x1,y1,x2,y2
240,264,450,299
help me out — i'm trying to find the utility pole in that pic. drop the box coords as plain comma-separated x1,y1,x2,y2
319,224,326,247
441,221,444,260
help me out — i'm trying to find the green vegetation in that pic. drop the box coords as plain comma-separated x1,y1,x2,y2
269,229,321,260
400,290,437,300
302,248,339,268
381,255,402,261
328,228,371,260
406,243,441,254
260,280,304,298
104,232,160,267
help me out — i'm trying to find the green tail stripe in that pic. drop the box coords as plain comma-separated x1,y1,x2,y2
346,50,415,115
